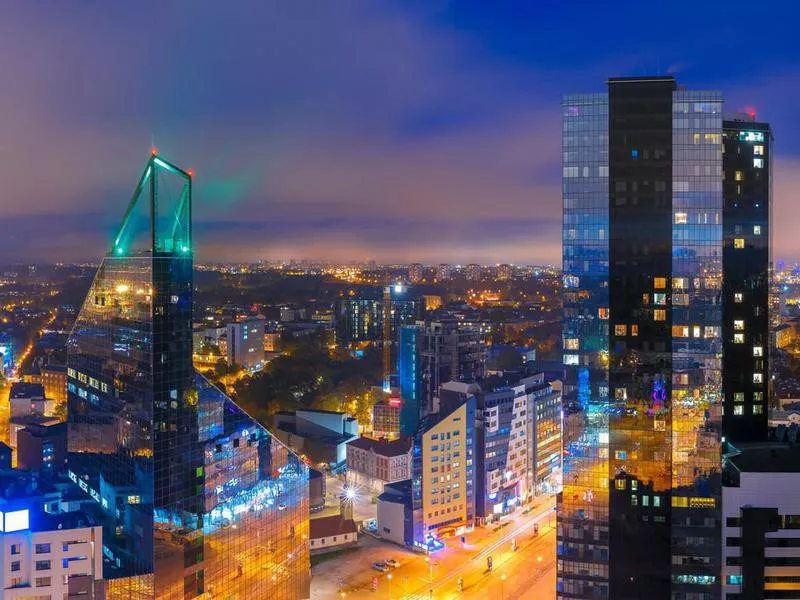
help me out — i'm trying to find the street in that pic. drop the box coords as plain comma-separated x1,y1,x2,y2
311,497,556,600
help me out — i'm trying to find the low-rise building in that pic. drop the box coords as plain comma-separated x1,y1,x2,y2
9,382,53,419
722,443,800,599
346,436,412,495
24,364,67,406
273,409,358,468
309,514,358,554
377,479,413,547
17,421,67,475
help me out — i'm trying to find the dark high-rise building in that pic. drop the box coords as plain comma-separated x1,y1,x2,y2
560,77,723,599
721,119,772,443
397,320,485,435
340,290,419,344
66,154,310,599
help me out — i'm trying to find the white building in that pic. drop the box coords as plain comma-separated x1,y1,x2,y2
346,436,412,495
309,514,358,554
721,443,800,599
226,318,265,370
0,509,104,599
9,383,53,419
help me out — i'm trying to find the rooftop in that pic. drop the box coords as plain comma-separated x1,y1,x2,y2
10,382,45,399
726,442,800,473
347,436,412,457
309,514,358,539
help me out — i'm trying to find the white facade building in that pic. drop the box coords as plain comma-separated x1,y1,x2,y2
0,509,104,599
226,318,265,370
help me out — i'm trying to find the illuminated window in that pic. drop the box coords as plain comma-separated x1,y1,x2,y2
704,326,719,338
734,392,744,403
675,212,688,224
734,320,745,331
753,346,763,357
654,309,666,321
754,392,764,402
673,278,687,290
754,225,761,235
734,333,744,344
734,405,743,415
565,338,579,350
615,450,627,460
753,144,764,156
753,373,763,384
672,325,689,338
739,130,764,142
598,308,609,320
614,324,627,336
654,293,666,305
630,325,638,337
735,171,744,182
734,238,745,249
653,496,661,508
642,293,650,305
753,158,764,168
734,292,743,303
615,479,626,490
654,277,667,289
564,354,579,365
672,496,688,508
753,405,763,414
673,294,689,306
692,133,701,145
693,325,701,338
704,133,721,144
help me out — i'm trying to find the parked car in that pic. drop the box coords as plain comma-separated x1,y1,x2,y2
384,558,400,568
372,562,389,572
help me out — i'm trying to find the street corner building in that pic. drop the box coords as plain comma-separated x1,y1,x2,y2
560,76,772,599
64,154,311,599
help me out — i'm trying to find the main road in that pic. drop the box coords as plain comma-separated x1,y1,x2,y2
311,497,556,600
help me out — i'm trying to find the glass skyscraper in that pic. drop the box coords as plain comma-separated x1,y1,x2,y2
560,77,723,599
66,154,310,599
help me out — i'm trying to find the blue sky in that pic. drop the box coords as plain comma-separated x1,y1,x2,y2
0,1,798,264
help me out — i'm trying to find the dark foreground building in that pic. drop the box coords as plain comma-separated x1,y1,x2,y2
66,154,310,599
560,77,725,599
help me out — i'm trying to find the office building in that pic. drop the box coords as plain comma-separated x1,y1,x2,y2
226,317,265,370
264,330,281,352
722,118,773,442
0,509,104,600
66,154,310,599
340,292,419,344
560,77,724,599
371,396,401,439
408,263,423,284
465,263,481,281
436,264,451,282
411,395,476,549
273,408,358,467
721,443,800,599
345,436,412,495
397,321,485,436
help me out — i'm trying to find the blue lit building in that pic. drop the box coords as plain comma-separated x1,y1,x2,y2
398,324,423,435
0,332,13,376
66,154,310,599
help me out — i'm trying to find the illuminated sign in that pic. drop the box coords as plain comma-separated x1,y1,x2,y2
388,398,402,407
0,509,30,532
739,131,765,142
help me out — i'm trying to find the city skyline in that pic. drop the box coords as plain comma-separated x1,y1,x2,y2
1,2,800,265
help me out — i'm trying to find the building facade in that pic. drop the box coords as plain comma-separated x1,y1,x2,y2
346,436,412,495
411,398,476,548
66,154,310,600
372,397,401,439
721,119,773,443
560,77,723,599
408,263,423,284
721,444,800,599
226,317,265,370
0,513,104,600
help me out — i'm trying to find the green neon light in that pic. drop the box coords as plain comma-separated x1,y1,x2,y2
153,157,177,173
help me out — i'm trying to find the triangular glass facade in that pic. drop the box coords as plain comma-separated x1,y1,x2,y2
66,155,310,599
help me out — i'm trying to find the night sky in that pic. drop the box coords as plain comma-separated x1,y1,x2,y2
1,1,799,265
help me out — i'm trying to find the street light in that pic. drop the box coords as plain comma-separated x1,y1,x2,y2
501,573,507,600
387,573,393,599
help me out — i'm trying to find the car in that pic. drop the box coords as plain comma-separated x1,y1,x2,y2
277,503,287,511
372,562,389,572
384,558,400,568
